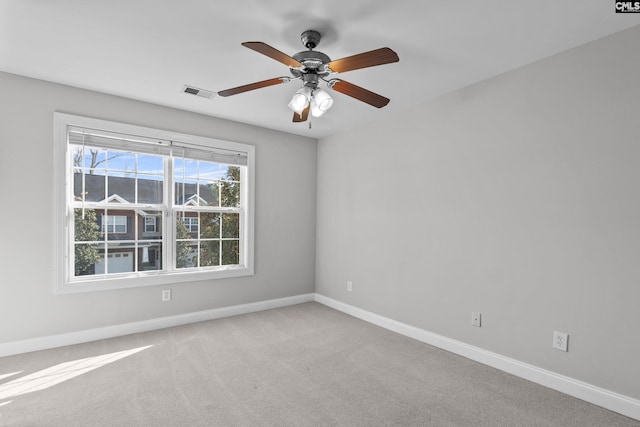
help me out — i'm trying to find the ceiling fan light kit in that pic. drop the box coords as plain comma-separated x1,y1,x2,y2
287,86,333,119
218,29,399,123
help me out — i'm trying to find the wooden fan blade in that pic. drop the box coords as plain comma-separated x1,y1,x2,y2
292,105,310,122
327,47,399,73
242,42,302,67
218,77,287,97
329,80,390,108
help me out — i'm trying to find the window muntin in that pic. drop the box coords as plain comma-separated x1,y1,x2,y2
55,113,254,292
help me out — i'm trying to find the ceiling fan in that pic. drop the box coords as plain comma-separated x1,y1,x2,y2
217,30,399,123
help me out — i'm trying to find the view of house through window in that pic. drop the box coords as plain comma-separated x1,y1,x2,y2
57,113,254,291
173,157,241,269
72,146,243,276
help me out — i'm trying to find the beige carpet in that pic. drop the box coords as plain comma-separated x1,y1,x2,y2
0,302,637,426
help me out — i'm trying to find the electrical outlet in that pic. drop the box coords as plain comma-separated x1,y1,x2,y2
471,312,481,327
162,289,172,302
553,331,568,352
347,281,353,292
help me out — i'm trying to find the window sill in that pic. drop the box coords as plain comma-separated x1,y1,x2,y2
55,266,253,294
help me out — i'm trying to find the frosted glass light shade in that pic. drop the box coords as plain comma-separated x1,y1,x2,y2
310,98,324,117
313,89,333,111
288,87,311,114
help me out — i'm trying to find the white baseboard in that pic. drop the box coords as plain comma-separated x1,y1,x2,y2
314,293,640,422
0,293,315,358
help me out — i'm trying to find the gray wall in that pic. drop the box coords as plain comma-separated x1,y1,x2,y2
316,26,640,400
0,72,317,343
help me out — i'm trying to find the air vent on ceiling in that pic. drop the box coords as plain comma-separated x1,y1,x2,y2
182,85,216,99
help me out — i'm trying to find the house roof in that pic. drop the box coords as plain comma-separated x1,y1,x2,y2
74,173,218,206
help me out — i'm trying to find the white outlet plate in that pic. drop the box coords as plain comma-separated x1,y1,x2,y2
471,312,481,327
162,289,172,302
553,331,568,352
347,281,353,292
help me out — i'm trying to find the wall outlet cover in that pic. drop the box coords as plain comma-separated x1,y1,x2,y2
471,312,481,327
553,331,568,352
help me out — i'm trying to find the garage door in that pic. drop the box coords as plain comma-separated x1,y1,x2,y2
95,251,134,274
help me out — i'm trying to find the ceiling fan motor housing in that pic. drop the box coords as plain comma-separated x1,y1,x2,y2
301,73,320,89
290,48,332,87
300,30,321,49
292,50,331,70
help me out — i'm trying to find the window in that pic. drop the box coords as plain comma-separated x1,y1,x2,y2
102,215,128,234
144,217,157,233
54,113,255,293
181,217,199,233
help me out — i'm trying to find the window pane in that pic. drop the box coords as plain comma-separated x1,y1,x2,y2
221,181,240,207
225,166,240,181
74,209,103,242
198,161,222,180
141,211,162,238
97,245,135,274
174,178,197,205
222,240,239,265
102,211,133,239
174,158,198,178
173,157,183,174
114,216,127,233
200,212,221,239
108,175,135,203
200,241,220,267
138,174,163,204
73,209,104,276
199,181,219,207
71,146,84,170
177,215,199,234
176,241,197,269
74,243,102,276
108,151,135,172
138,244,162,271
77,172,106,202
221,213,239,238
73,172,84,202
84,148,107,174
72,147,86,201
137,154,163,175
176,216,194,269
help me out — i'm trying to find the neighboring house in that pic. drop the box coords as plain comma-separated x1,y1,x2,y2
74,173,218,274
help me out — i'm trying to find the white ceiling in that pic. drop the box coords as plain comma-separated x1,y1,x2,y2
0,1,637,139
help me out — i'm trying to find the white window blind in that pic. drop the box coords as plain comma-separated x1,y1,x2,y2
69,127,249,165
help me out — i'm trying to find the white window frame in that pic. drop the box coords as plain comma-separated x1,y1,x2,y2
53,113,255,294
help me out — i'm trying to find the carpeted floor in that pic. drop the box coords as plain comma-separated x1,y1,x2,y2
0,302,638,426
